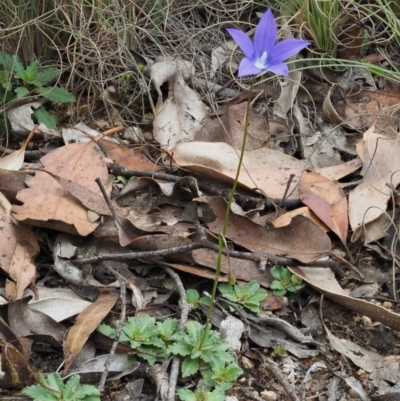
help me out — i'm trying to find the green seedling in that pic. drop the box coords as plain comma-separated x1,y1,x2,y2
218,280,267,313
168,321,238,378
177,387,225,401
98,315,178,365
184,289,211,309
22,372,100,401
201,363,243,391
270,265,304,297
0,53,75,129
273,344,287,357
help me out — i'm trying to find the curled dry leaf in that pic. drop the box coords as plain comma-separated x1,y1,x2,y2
203,196,331,264
349,122,400,241
150,58,207,147
0,338,37,389
0,126,37,171
292,266,400,331
299,170,348,245
7,296,65,343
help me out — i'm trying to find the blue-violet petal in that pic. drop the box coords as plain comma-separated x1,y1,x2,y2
238,58,263,77
268,39,311,65
265,62,289,77
226,28,255,60
254,9,277,58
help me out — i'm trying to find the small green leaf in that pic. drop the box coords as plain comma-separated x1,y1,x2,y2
15,61,40,85
270,265,284,280
63,374,80,398
176,388,197,401
14,86,30,98
218,283,237,303
21,385,59,401
243,280,260,296
270,280,284,290
272,289,287,297
167,341,192,357
0,69,9,83
0,54,24,74
72,384,101,400
47,372,64,392
35,86,75,103
280,268,291,284
273,345,287,357
33,106,57,130
157,318,178,342
97,323,116,338
37,67,60,85
291,274,302,286
181,357,200,377
2,81,13,91
186,289,200,308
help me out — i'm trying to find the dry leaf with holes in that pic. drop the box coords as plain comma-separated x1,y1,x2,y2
150,58,207,147
0,193,39,301
12,141,108,236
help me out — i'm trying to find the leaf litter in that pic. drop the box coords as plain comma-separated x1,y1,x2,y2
2,4,400,401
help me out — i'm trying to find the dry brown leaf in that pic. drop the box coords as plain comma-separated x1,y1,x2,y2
0,168,27,202
349,122,400,241
0,127,36,171
299,170,348,244
272,206,329,232
204,196,331,264
170,142,306,199
64,290,118,371
191,248,272,287
12,142,108,236
7,296,65,343
98,140,163,172
292,266,400,331
324,86,400,134
0,338,37,389
315,158,362,181
194,102,270,150
150,58,207,147
0,193,39,300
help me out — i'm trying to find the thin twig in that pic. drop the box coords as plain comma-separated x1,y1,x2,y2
107,162,301,209
98,267,127,393
163,266,192,401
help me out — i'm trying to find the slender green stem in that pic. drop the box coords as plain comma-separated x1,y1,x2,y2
199,78,255,348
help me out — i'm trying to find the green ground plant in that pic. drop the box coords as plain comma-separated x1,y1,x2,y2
22,372,100,401
218,281,267,313
0,52,75,129
270,266,304,297
98,317,242,400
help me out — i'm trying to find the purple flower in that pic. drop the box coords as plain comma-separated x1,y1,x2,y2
227,9,311,77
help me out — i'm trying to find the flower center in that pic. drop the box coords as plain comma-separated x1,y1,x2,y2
254,51,267,68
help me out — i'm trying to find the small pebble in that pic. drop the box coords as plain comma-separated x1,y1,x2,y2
225,396,239,401
241,356,254,370
260,390,278,401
